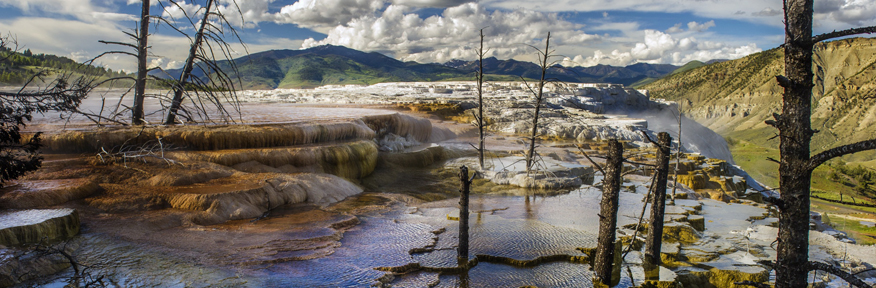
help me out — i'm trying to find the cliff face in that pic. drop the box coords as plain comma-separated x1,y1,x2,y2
643,37,876,156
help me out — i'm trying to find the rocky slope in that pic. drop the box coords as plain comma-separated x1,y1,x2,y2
643,37,876,159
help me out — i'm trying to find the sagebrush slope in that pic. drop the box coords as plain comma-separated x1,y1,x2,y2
643,37,876,159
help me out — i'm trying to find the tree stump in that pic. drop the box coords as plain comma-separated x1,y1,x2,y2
458,165,471,264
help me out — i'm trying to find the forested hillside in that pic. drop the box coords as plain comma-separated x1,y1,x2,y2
0,47,125,85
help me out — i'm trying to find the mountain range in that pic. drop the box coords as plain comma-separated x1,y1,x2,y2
167,45,466,89
444,56,679,87
163,45,682,89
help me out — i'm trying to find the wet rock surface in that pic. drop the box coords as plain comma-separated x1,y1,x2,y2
4,84,874,287
0,178,101,209
0,209,79,246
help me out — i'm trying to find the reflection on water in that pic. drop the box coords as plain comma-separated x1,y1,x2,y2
259,183,661,287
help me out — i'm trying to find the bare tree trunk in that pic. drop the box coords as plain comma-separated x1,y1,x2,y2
645,132,671,265
458,165,471,264
132,0,150,125
670,102,682,205
740,2,876,287
164,0,214,125
775,1,815,286
477,29,486,170
594,139,622,286
525,32,550,173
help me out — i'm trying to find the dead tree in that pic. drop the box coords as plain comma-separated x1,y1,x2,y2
131,0,150,125
14,238,108,288
163,0,246,125
93,0,151,125
765,1,876,287
474,29,487,170
523,32,553,173
644,132,671,265
94,0,245,126
458,165,474,264
670,102,682,205
163,0,214,124
594,139,623,286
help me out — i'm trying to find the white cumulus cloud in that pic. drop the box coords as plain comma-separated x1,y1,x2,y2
301,2,600,64
274,0,385,32
161,1,203,21
563,30,760,67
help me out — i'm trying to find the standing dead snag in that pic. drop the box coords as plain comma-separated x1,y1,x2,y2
765,1,876,287
132,0,150,125
161,0,245,125
458,165,474,264
670,102,683,205
524,32,552,173
164,0,214,125
594,139,623,286
93,0,245,126
474,29,487,170
644,132,671,266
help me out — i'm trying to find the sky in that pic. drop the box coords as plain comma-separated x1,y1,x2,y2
0,0,873,72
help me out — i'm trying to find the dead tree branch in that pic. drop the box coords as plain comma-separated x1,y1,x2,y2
741,260,874,288
812,26,876,43
576,145,605,175
808,139,876,171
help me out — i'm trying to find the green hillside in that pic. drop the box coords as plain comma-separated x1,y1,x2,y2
629,60,707,88
643,37,876,208
0,47,127,86
644,37,876,156
193,45,467,89
670,60,706,75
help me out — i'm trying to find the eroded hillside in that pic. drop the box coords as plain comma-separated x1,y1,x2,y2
644,37,876,158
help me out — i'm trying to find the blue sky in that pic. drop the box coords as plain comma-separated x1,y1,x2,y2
0,0,872,72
